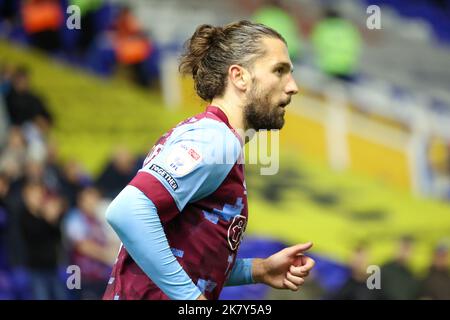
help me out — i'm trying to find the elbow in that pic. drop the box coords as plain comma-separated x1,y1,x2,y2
105,198,123,232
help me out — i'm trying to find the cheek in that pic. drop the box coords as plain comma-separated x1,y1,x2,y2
252,78,279,106
261,83,279,102
269,81,285,99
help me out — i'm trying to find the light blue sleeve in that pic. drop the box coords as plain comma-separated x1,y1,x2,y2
139,118,242,211
105,185,202,300
225,258,255,286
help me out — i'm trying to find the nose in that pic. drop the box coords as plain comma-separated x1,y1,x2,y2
285,74,299,96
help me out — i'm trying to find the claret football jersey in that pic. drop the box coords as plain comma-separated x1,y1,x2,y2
103,106,249,300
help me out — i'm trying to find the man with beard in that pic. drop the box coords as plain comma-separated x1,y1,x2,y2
103,20,314,300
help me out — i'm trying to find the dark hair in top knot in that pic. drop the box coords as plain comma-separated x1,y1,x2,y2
179,20,286,101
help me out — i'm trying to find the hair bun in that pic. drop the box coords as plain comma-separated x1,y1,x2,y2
179,20,285,102
179,24,223,77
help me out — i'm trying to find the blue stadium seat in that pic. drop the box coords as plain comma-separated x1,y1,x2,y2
0,271,15,299
307,254,350,293
10,268,31,300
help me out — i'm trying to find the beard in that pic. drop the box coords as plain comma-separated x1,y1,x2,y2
243,83,290,131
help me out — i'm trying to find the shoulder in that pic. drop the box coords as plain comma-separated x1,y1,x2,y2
164,116,242,171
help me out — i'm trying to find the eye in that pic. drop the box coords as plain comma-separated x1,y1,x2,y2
275,68,283,76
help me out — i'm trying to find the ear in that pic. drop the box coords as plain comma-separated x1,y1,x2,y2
228,64,248,92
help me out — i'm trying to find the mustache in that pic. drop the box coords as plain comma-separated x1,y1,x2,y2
279,98,291,107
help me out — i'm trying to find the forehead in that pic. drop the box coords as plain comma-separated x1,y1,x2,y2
255,37,292,68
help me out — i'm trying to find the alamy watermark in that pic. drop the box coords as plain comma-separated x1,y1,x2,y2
66,5,81,30
366,265,381,290
66,265,81,290
366,5,381,30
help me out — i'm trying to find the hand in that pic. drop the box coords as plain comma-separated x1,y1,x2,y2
252,242,315,291
196,294,207,300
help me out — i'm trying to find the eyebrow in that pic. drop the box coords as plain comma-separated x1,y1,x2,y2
273,62,294,73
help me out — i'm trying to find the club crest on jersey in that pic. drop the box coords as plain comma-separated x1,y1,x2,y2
227,215,247,251
166,144,202,176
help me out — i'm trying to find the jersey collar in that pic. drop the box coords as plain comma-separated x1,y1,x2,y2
206,105,244,146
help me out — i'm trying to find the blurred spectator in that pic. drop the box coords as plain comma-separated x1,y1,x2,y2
421,242,450,300
379,236,421,299
0,63,15,95
5,66,53,163
112,6,156,87
0,0,19,41
328,245,380,300
20,181,66,299
63,187,115,299
4,156,54,271
59,160,92,207
5,66,53,127
0,173,10,269
0,107,7,147
22,158,46,184
96,147,136,199
21,0,63,52
0,173,8,220
0,127,27,181
8,157,49,211
311,8,362,81
22,120,49,163
252,0,302,62
69,0,104,54
85,4,159,85
0,0,19,23
42,142,65,194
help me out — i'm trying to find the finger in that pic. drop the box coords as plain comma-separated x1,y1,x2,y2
290,265,310,277
283,278,299,291
289,265,305,276
286,271,305,286
285,242,313,256
300,256,315,272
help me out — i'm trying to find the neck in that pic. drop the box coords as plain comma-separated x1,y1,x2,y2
210,96,247,142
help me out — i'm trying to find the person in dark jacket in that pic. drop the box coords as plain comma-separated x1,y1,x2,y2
20,180,67,299
421,242,450,300
5,67,52,127
379,236,421,300
95,147,136,199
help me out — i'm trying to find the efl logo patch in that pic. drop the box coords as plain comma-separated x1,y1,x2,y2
227,215,247,251
166,144,202,176
188,148,200,161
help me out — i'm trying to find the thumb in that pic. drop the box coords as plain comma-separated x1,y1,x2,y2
285,242,313,255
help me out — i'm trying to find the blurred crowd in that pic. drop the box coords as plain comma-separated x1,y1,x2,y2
0,0,160,87
264,236,450,300
327,237,450,300
0,0,368,87
0,65,449,300
0,64,143,299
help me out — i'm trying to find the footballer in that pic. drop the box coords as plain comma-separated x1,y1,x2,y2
103,20,315,300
